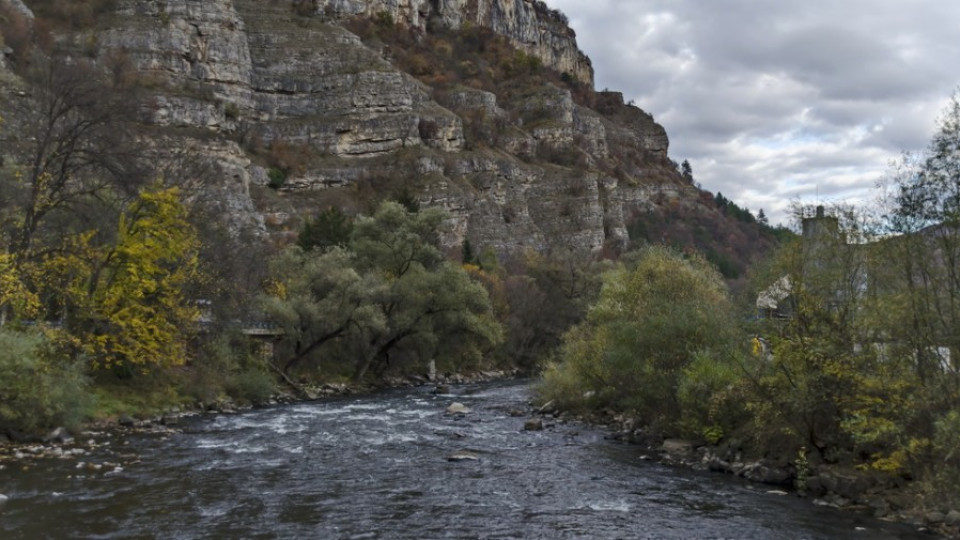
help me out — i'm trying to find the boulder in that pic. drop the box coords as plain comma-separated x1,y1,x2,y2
446,450,480,462
523,419,544,431
117,414,136,427
446,402,471,415
925,511,945,524
44,427,74,445
945,510,960,526
742,463,793,486
661,439,695,459
0,493,8,506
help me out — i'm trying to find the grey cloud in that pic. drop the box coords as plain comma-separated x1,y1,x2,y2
549,0,960,224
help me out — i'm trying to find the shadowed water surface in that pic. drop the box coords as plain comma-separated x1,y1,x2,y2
0,380,940,539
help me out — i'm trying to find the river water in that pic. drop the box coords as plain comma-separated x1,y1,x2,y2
0,380,940,539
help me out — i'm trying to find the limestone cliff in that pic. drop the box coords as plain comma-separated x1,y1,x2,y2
0,0,771,271
308,0,593,86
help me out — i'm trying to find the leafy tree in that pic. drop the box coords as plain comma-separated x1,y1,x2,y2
349,202,502,379
262,201,503,382
500,249,607,371
262,247,382,375
78,186,201,372
885,92,960,377
540,246,740,433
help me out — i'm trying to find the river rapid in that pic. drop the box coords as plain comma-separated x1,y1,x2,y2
0,380,941,539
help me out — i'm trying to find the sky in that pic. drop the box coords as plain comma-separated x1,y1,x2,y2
548,0,960,226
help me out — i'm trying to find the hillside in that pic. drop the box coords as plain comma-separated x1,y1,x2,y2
0,0,781,275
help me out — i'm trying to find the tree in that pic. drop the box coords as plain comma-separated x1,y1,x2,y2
0,57,140,325
349,202,502,380
78,186,201,372
297,206,354,252
757,208,768,226
680,159,694,183
262,247,382,375
3,57,138,258
262,201,503,382
540,246,739,432
886,92,960,377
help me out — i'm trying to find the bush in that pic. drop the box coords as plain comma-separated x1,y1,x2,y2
225,368,276,406
537,246,739,432
267,167,287,189
676,350,748,441
0,329,92,433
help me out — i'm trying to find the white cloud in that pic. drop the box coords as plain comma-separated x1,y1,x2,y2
549,0,960,225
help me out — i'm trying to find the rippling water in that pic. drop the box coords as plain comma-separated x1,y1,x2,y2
0,381,940,539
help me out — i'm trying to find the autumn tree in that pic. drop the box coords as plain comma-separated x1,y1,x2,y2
75,186,201,372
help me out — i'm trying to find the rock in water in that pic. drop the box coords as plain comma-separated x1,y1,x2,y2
446,402,471,415
523,419,544,431
447,450,480,462
0,493,8,505
44,427,74,445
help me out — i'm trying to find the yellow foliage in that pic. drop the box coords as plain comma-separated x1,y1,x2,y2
82,185,201,371
0,252,42,320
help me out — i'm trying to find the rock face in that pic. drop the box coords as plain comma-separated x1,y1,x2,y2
308,0,593,86
0,0,760,260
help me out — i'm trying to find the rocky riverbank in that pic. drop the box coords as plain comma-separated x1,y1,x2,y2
0,368,522,512
530,401,959,539
0,368,520,457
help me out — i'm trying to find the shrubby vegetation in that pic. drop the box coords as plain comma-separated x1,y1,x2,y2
0,328,91,433
539,93,960,511
539,246,743,437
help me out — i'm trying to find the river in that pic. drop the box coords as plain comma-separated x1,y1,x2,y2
0,380,940,539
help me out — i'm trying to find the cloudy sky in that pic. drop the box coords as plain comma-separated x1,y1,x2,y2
549,0,960,225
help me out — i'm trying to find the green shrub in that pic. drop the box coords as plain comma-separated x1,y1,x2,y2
267,167,287,189
226,368,276,405
537,246,739,432
676,350,747,441
0,329,92,433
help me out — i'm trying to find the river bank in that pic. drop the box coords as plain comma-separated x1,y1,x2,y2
531,402,959,539
2,373,953,538
0,379,942,539
0,367,520,454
